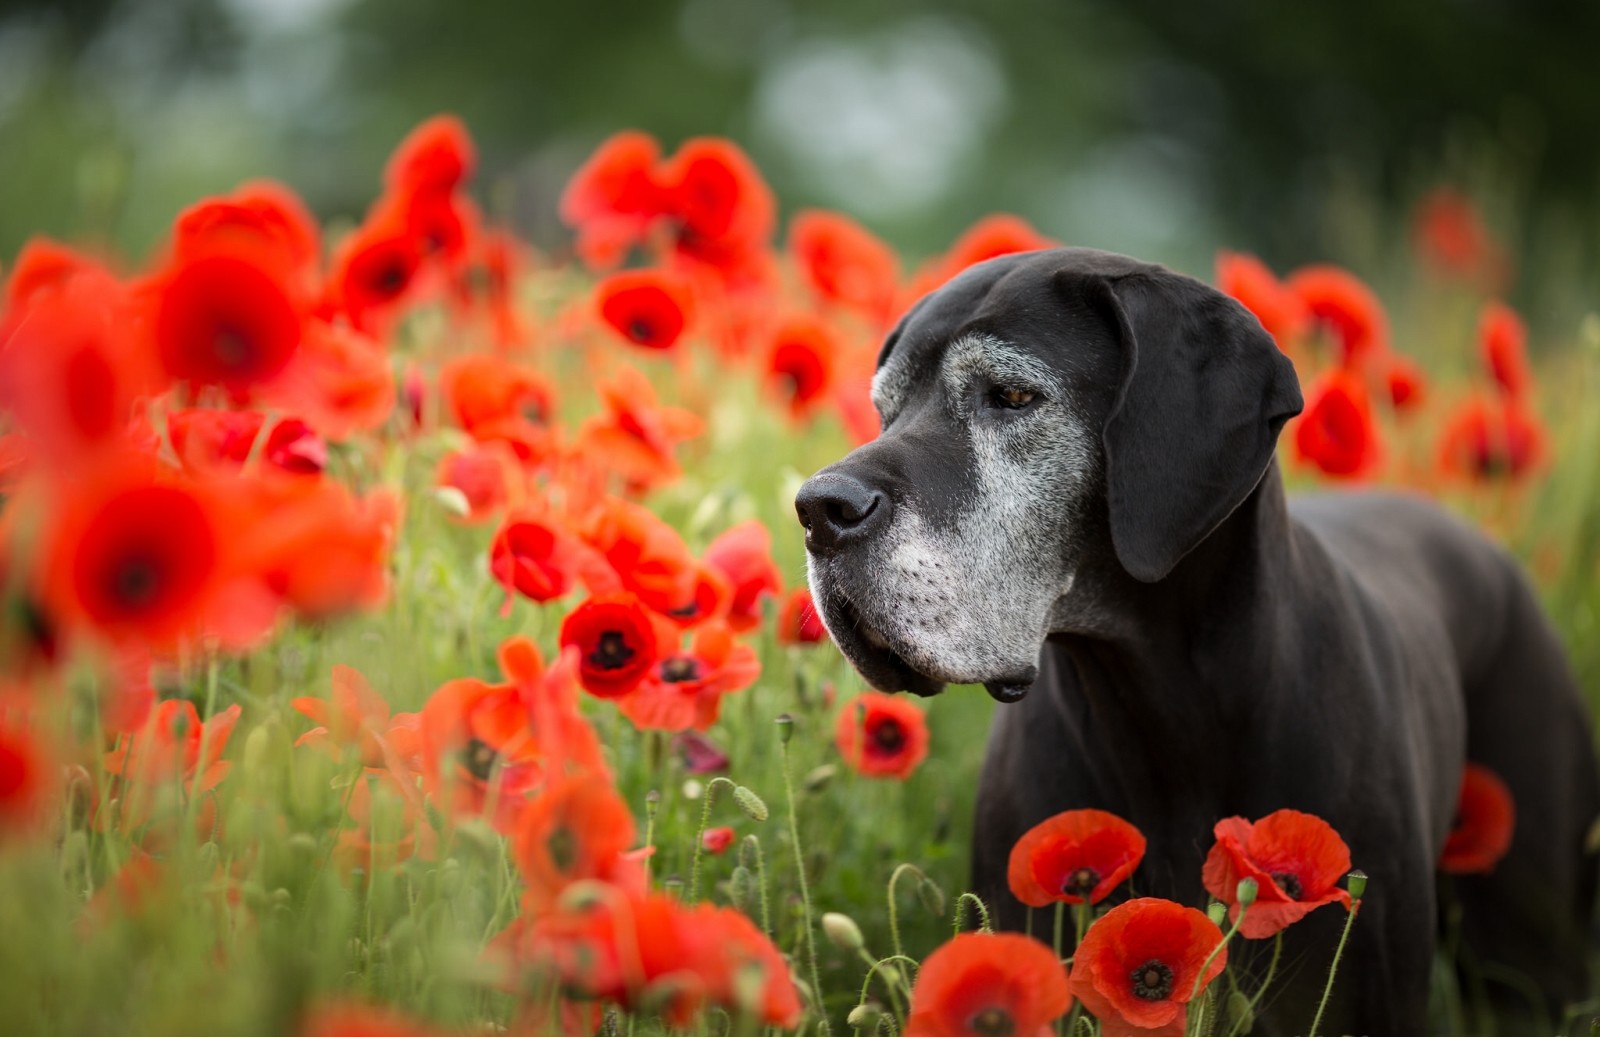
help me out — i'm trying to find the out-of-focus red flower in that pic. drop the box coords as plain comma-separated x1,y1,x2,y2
490,514,601,609
385,114,476,196
703,520,781,633
594,268,695,351
559,593,660,699
173,180,321,282
560,130,666,270
659,137,777,271
437,443,522,524
833,372,882,447
0,715,53,834
517,890,800,1028
1007,808,1147,907
440,352,555,459
299,1001,454,1037
242,477,400,621
1201,809,1353,939
326,216,422,335
1413,187,1505,287
4,237,113,310
292,665,419,772
1437,395,1546,482
1382,353,1427,411
702,825,735,854
905,931,1072,1037
835,692,929,780
788,209,900,325
1286,265,1389,366
1292,369,1382,480
167,409,326,477
777,587,826,645
1478,300,1533,400
676,730,730,774
1069,898,1225,1037
147,235,309,400
574,366,703,493
615,621,760,732
1214,251,1310,352
909,214,1058,301
765,313,840,421
1440,762,1516,874
267,321,396,441
579,495,700,614
512,772,641,911
105,698,241,787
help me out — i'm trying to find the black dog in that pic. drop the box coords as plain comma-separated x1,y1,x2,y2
795,247,1599,1035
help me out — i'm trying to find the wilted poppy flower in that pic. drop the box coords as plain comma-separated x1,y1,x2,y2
1440,762,1515,874
905,931,1072,1037
658,137,776,270
835,692,929,779
1437,395,1545,481
1007,808,1147,907
385,114,475,196
560,130,666,269
512,771,640,910
777,587,826,645
702,825,736,854
1069,898,1225,1037
0,716,52,833
1286,265,1389,365
1201,809,1353,939
1478,301,1532,400
615,621,760,732
788,209,899,325
702,520,781,632
594,268,695,351
765,313,840,420
1214,251,1310,351
1293,370,1382,479
559,593,660,699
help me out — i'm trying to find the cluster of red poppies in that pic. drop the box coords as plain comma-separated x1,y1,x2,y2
1216,249,1548,485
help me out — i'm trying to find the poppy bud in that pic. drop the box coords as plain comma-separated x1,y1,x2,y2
1346,869,1367,901
288,832,317,858
739,834,762,870
847,1003,884,1029
729,865,754,909
733,784,769,822
776,713,795,744
822,912,865,951
433,485,471,518
1227,990,1255,1032
1236,877,1259,907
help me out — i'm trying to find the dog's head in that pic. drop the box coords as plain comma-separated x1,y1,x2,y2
796,247,1302,701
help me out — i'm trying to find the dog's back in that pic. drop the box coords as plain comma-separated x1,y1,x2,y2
1293,488,1600,1032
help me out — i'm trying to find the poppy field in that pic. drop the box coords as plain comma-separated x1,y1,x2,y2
2,115,1599,1037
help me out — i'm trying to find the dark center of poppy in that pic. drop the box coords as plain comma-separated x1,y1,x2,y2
375,262,408,296
626,317,657,344
214,327,251,369
660,656,702,683
968,1006,1014,1037
668,600,700,619
588,630,635,671
1130,959,1174,1001
518,398,546,425
112,555,163,608
1272,871,1303,900
1063,866,1102,898
461,737,498,782
871,719,904,754
546,825,578,872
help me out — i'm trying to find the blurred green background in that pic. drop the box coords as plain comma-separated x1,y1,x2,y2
3,0,1598,324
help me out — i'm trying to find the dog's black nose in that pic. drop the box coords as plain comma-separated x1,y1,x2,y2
795,471,890,555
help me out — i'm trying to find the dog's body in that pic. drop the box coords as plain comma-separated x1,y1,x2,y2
796,248,1599,1034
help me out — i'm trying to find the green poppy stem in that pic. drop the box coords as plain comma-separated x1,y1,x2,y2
1308,895,1363,1036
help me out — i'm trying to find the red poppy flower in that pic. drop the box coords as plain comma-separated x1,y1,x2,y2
1214,251,1309,351
265,320,396,441
559,594,660,699
835,692,929,779
326,216,422,334
167,409,326,477
103,698,241,837
437,443,521,524
662,562,732,629
1478,300,1532,400
703,520,781,632
173,180,321,281
4,237,112,310
440,352,555,434
0,716,52,833
777,587,827,645
1440,762,1516,874
1069,898,1226,1037
292,665,417,772
1437,395,1546,482
384,114,475,196
615,621,760,732
941,214,1056,275
241,477,400,622
659,137,776,268
595,268,695,350
148,236,309,399
1383,352,1427,411
512,771,640,910
578,495,699,614
560,130,666,269
702,825,736,854
574,367,703,493
1201,809,1353,939
490,515,593,607
299,1001,453,1037
1286,265,1389,365
765,313,840,420
788,209,900,325
1006,808,1147,907
1413,187,1504,287
905,931,1071,1037
1292,369,1382,479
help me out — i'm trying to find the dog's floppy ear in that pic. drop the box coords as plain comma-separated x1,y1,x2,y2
1089,267,1303,583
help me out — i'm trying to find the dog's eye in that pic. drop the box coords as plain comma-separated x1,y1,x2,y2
990,386,1037,410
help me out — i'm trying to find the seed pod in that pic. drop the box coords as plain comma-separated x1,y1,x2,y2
1346,869,1368,901
1226,990,1255,1033
1235,877,1259,907
775,714,795,744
